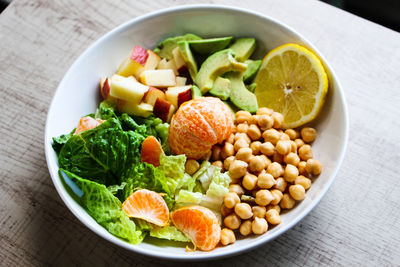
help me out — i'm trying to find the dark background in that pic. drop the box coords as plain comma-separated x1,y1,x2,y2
0,0,399,32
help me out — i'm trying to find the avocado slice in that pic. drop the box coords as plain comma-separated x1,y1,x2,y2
195,49,247,93
191,85,202,99
243,59,261,83
229,38,256,62
178,41,198,80
188,37,233,55
154,33,202,60
226,72,258,113
209,77,231,100
247,82,257,93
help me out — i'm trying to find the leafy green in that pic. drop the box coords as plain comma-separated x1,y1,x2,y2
150,226,190,242
60,169,145,244
58,118,144,186
52,129,75,154
95,100,117,120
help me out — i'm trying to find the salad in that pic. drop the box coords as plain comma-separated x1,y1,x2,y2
53,33,327,251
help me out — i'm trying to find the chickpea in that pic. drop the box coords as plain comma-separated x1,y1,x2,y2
276,140,291,155
289,140,297,153
255,189,274,206
249,115,257,125
271,112,284,129
234,138,250,151
280,193,296,209
212,160,223,169
273,152,284,164
224,213,241,229
242,173,258,190
212,145,222,161
284,152,300,166
237,123,249,133
257,172,276,189
235,132,251,144
232,124,237,134
229,184,245,196
250,141,262,155
226,133,235,144
270,189,283,205
266,204,281,214
299,144,313,161
247,124,262,140
289,184,306,200
185,159,200,175
301,127,317,143
257,107,273,115
223,142,235,158
267,162,283,178
285,129,299,140
229,160,248,179
224,192,240,209
236,147,253,162
224,156,235,170
266,209,281,225
252,206,267,218
239,220,253,236
262,129,280,145
284,164,299,183
221,204,233,217
305,159,322,176
257,114,274,130
294,138,305,149
298,161,308,175
259,155,271,168
274,177,287,192
236,110,252,123
249,156,266,172
252,217,268,234
235,203,253,219
280,133,290,141
201,150,212,161
260,141,275,156
220,228,236,245
295,175,312,190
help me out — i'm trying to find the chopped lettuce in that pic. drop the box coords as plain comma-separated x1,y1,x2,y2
60,169,145,244
150,226,190,242
52,128,75,154
95,100,117,120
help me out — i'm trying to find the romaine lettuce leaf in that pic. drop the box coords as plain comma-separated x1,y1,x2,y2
52,128,75,154
150,226,190,242
95,100,118,120
60,169,145,244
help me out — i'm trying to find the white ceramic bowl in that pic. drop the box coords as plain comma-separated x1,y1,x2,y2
45,5,348,261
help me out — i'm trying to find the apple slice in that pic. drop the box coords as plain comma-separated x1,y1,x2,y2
116,57,144,78
143,87,166,106
153,98,175,122
117,100,153,117
157,58,178,75
139,69,176,87
165,85,192,107
172,46,187,72
141,136,164,167
110,74,149,104
144,50,161,71
131,46,149,65
175,76,187,86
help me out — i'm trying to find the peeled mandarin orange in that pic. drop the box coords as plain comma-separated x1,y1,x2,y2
171,205,221,251
168,97,234,159
122,189,169,227
140,136,163,167
74,116,104,135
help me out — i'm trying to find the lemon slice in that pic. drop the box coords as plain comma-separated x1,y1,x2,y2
255,43,328,128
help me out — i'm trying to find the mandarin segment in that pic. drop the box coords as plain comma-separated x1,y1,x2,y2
171,205,221,251
122,189,169,227
169,97,234,159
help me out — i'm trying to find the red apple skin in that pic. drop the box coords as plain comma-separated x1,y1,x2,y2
177,88,192,107
100,78,111,99
131,46,149,66
143,87,166,106
153,98,175,122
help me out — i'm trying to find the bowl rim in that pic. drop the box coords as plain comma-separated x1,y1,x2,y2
44,4,349,261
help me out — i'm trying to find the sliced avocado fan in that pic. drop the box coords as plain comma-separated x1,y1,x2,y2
188,37,233,55
209,77,231,100
226,71,258,113
195,49,247,93
243,59,261,83
229,38,256,62
153,33,202,60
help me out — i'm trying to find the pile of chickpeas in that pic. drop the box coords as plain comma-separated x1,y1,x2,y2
211,108,322,246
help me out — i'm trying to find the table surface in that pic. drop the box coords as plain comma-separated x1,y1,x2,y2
1,0,400,266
